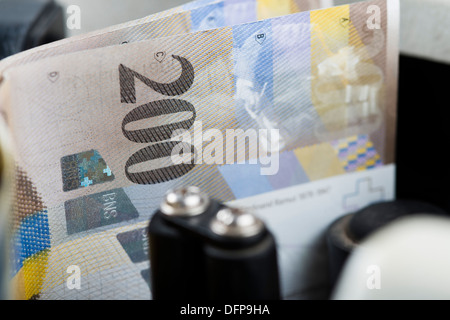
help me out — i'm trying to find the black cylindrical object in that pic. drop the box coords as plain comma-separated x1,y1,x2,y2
147,212,206,300
205,232,280,300
147,186,280,300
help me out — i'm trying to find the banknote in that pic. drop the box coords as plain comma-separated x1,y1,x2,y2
0,0,332,78
1,0,399,299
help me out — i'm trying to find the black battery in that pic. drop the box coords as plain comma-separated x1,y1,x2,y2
147,186,280,300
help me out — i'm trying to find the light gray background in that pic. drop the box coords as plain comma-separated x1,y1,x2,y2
56,0,190,36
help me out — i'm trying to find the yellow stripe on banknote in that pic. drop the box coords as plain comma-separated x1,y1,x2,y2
257,0,299,20
357,147,367,155
311,5,350,133
10,249,50,300
294,143,345,181
311,5,349,54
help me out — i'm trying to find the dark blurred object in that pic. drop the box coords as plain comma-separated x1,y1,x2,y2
396,55,450,211
0,0,65,60
327,200,447,291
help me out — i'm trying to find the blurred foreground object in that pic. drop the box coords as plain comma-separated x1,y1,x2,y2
0,0,64,60
0,117,14,299
333,215,450,299
148,186,280,300
327,200,447,289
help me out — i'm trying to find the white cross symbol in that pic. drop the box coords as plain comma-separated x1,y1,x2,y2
80,177,93,188
343,178,385,211
103,166,112,176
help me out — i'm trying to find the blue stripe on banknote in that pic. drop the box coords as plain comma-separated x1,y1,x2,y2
11,211,50,275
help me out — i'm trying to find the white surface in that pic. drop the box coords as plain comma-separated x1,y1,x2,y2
56,0,190,37
399,0,450,64
333,215,450,299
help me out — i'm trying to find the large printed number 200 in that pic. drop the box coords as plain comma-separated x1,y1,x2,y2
119,55,196,184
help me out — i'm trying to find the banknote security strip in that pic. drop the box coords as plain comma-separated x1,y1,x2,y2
0,0,399,299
